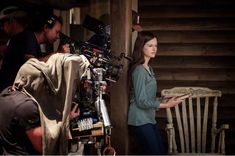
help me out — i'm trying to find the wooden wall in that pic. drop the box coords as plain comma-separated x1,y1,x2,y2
138,0,235,154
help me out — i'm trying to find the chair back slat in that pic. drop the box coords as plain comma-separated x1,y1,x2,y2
161,87,222,154
188,97,195,152
175,104,185,153
182,100,190,153
196,97,201,153
202,97,209,153
211,96,218,153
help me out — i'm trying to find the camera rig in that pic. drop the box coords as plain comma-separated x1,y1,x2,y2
60,15,130,155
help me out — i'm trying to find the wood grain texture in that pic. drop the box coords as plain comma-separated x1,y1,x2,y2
138,0,235,154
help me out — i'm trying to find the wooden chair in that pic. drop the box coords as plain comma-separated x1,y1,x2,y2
161,87,229,154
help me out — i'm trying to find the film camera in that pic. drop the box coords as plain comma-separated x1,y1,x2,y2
59,15,125,82
60,15,130,154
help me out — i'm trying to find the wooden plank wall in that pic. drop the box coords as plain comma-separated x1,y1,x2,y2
138,0,235,154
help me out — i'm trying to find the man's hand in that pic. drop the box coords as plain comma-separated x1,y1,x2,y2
26,127,42,153
58,44,70,53
69,103,80,120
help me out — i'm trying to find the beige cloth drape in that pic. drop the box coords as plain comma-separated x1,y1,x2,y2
14,53,90,155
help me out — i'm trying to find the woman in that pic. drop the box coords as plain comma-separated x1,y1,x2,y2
128,31,182,155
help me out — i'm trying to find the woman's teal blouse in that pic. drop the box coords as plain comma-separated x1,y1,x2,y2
128,65,160,126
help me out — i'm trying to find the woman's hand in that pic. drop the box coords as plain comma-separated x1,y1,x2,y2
160,97,182,109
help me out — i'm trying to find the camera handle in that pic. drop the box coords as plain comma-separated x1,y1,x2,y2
92,68,115,155
93,68,111,127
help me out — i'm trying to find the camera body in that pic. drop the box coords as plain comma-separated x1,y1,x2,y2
60,28,122,83
60,15,128,150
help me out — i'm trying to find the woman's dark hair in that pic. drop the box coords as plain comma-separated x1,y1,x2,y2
128,31,156,90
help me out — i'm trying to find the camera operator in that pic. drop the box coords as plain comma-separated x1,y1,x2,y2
0,53,90,155
0,13,69,92
0,86,80,155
